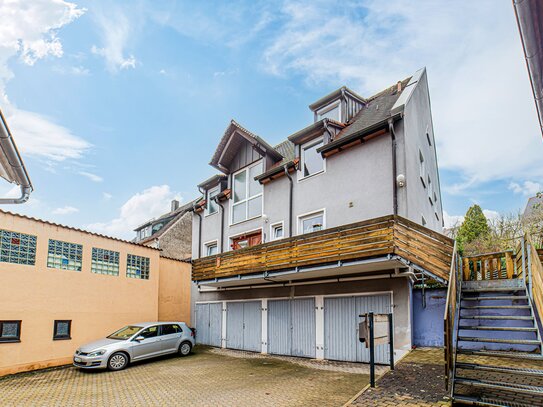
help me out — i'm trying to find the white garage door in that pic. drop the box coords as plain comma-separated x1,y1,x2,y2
268,298,316,358
324,294,392,363
195,303,222,347
226,301,262,352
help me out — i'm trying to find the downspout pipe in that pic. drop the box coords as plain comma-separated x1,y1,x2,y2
284,164,293,237
0,110,32,204
388,118,398,216
215,197,225,253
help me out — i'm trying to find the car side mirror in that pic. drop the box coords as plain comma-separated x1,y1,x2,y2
134,335,145,342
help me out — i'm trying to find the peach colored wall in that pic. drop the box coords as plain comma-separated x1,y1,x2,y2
158,257,192,324
0,212,161,376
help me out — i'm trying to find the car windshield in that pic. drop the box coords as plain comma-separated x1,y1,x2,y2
107,325,143,340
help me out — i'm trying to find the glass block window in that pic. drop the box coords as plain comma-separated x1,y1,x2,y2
0,229,37,265
53,320,71,340
47,239,83,271
0,321,21,342
127,254,150,280
91,248,120,276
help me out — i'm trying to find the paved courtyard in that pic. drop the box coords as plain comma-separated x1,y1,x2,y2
0,347,369,407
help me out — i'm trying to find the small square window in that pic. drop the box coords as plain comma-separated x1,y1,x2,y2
0,229,37,265
53,320,71,340
0,321,21,343
271,223,284,240
205,242,218,256
47,239,82,271
127,254,150,280
92,248,119,276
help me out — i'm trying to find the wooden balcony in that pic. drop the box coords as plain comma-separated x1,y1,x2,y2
192,215,454,283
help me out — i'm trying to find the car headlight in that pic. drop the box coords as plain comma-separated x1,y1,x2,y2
87,350,106,357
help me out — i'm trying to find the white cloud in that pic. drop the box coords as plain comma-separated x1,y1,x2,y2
79,171,103,182
53,64,90,76
87,185,181,239
509,181,541,197
0,0,89,163
102,192,113,200
261,0,543,188
90,6,138,72
443,211,464,229
52,205,79,215
482,209,500,222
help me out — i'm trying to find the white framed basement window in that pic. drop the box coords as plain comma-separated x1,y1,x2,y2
300,138,325,180
298,210,325,235
231,161,263,224
205,186,219,216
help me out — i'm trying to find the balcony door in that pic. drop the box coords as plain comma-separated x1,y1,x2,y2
231,231,262,250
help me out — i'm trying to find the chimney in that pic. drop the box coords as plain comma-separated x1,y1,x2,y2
397,81,402,93
171,199,180,212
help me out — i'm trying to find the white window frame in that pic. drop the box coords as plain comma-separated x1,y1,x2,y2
270,221,284,241
316,100,341,122
205,186,220,216
204,240,218,257
297,209,326,235
230,160,264,225
299,137,326,181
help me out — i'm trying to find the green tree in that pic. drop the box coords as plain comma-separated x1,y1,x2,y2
457,205,490,254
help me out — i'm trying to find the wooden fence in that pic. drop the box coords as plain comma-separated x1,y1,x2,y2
462,251,514,281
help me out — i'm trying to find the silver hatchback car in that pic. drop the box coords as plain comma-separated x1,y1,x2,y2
73,322,195,371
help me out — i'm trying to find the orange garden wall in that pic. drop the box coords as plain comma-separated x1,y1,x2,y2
0,211,191,376
158,257,192,323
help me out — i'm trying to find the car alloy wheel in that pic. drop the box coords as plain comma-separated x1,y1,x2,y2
108,353,128,370
179,342,191,356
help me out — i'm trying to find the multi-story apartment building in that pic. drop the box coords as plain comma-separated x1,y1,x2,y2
190,68,452,363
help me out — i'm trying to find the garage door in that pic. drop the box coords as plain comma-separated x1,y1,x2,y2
324,294,392,363
268,298,315,358
195,303,222,347
226,301,262,352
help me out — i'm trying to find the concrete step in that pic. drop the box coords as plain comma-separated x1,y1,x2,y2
458,336,541,346
457,348,543,360
455,376,543,396
458,325,538,332
456,362,543,377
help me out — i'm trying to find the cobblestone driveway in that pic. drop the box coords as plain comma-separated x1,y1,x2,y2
0,347,368,407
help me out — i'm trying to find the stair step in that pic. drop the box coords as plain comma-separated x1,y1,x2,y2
462,288,526,293
456,362,543,377
460,315,533,320
458,336,541,345
455,376,543,396
453,394,533,407
461,305,531,309
462,296,528,301
459,325,538,332
458,349,543,360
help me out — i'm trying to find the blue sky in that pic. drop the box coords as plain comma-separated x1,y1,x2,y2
1,0,542,239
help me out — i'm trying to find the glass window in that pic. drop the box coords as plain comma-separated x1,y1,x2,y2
0,229,37,265
53,320,71,340
318,103,340,121
206,187,219,215
426,132,432,146
300,212,324,234
91,248,120,276
139,326,159,339
47,239,83,271
151,222,164,234
302,139,324,178
271,223,284,240
0,321,21,342
232,161,263,223
419,150,426,187
107,325,143,340
205,242,218,256
427,176,433,205
161,324,182,335
127,254,150,280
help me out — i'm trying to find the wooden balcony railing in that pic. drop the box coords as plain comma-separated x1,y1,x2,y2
528,234,543,323
192,215,454,282
462,251,515,281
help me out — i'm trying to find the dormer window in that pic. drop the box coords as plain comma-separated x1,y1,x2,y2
205,186,219,216
301,138,325,179
317,101,341,122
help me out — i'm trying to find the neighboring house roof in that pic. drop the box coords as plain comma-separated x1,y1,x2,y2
524,195,543,219
137,200,196,245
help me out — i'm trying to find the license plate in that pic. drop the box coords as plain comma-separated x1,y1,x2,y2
74,357,82,363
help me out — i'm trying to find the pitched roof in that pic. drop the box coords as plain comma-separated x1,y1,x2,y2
137,200,196,244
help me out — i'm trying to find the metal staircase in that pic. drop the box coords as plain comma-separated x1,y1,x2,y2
451,279,543,406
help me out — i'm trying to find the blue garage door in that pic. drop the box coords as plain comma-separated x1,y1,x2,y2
226,301,262,352
324,294,392,363
268,298,315,358
195,303,222,347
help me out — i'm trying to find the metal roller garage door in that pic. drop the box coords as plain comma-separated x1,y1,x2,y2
226,301,262,352
324,294,392,363
268,298,316,358
195,303,222,347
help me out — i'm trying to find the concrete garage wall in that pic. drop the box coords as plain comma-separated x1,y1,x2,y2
193,276,413,359
412,288,446,347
